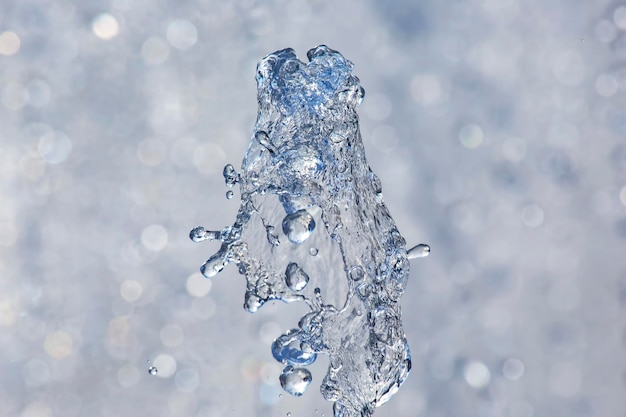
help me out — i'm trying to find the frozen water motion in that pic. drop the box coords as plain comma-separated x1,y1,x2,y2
191,45,429,417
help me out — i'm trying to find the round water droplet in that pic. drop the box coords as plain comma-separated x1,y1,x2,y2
282,209,315,244
309,247,318,256
280,366,312,397
349,266,365,281
407,243,430,259
285,263,309,292
286,412,292,417
189,227,221,242
148,366,158,375
223,164,238,188
226,190,234,199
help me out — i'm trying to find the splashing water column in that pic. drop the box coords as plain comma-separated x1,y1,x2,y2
190,45,429,416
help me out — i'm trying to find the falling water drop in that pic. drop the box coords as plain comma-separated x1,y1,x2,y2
282,209,315,244
309,247,319,256
407,243,430,259
148,366,158,375
280,365,312,397
226,190,234,200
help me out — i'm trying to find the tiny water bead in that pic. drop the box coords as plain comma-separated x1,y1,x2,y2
282,209,316,244
280,366,312,397
407,243,430,259
189,46,429,417
226,190,234,199
148,366,158,375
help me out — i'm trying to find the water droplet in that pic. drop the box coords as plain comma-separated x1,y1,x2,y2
286,412,292,417
223,164,238,188
244,292,264,313
200,252,227,277
148,366,158,375
285,263,310,292
282,209,315,244
189,226,221,242
226,190,234,199
407,243,430,259
309,247,318,256
279,393,283,398
280,366,312,397
349,266,365,281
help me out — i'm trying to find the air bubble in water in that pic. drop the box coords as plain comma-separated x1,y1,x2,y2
280,365,312,397
407,243,430,259
285,263,310,292
282,209,315,244
255,130,275,153
349,266,365,281
309,247,318,256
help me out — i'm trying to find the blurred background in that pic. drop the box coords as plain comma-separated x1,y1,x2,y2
1,0,626,416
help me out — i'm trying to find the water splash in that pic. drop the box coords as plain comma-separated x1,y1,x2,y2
191,45,428,416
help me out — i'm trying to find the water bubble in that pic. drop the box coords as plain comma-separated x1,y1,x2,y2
407,243,430,259
189,226,221,242
280,366,312,397
148,366,158,375
223,164,238,188
244,292,264,313
282,209,315,244
309,247,318,256
285,263,310,292
226,190,234,199
349,266,365,281
255,130,276,153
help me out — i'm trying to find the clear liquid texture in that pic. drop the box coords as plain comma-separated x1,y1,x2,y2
191,45,428,417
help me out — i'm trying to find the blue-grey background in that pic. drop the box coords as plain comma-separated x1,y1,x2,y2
1,1,625,416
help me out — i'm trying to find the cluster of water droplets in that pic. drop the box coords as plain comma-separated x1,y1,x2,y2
190,46,428,417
